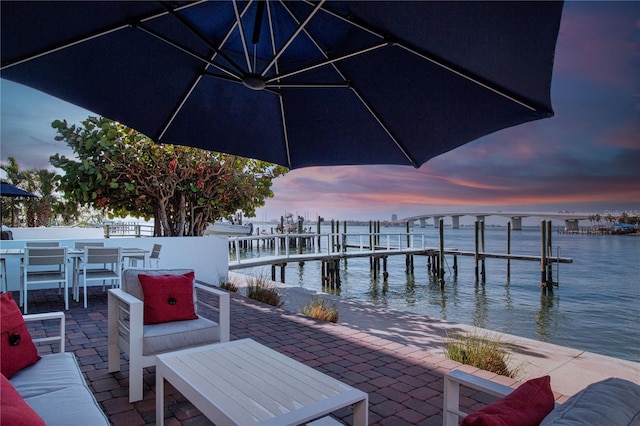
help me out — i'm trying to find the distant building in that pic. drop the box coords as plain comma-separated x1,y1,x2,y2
391,214,398,222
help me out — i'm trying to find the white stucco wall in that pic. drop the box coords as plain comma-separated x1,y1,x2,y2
7,227,104,240
1,234,229,291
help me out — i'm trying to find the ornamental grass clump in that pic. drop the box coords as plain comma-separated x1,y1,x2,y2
218,276,239,292
246,275,283,307
444,331,518,378
302,298,339,323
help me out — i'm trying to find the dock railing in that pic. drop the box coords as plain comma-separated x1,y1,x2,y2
229,231,426,264
103,222,154,238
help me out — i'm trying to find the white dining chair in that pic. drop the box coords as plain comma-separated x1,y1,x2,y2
25,241,60,247
125,244,161,268
21,247,68,313
148,244,162,268
77,247,122,308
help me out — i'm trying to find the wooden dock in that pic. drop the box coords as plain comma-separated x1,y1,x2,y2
227,220,572,291
228,246,573,270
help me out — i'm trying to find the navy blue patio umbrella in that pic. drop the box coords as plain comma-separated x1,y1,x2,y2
1,1,563,169
0,182,37,198
0,182,37,228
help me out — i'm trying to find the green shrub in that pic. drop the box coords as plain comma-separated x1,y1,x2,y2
219,281,238,292
217,274,239,292
302,298,339,323
246,275,283,307
219,280,239,292
444,331,519,378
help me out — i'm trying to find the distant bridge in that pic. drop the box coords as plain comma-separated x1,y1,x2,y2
402,211,594,231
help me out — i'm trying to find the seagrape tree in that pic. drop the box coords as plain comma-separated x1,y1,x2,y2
50,116,287,236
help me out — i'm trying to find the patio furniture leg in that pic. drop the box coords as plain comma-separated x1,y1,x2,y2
107,292,121,373
156,370,165,426
443,374,461,426
22,282,28,314
0,258,6,293
83,272,88,308
64,276,69,310
128,334,144,402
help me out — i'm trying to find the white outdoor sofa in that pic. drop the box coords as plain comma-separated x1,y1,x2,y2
108,268,230,402
443,369,640,426
10,312,109,425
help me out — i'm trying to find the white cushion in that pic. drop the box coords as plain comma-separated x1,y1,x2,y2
23,384,110,426
10,353,85,397
143,316,220,355
540,377,640,425
10,353,109,426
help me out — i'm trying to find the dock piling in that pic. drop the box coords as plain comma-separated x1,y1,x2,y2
438,218,445,287
474,221,480,282
507,221,511,279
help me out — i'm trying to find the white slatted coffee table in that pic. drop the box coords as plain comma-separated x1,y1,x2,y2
156,338,368,426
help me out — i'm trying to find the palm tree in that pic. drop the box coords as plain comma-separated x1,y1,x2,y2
1,156,28,226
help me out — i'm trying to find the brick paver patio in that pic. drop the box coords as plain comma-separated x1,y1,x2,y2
19,287,503,426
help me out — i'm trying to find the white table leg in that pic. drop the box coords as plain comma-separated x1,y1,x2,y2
352,396,368,426
156,369,165,426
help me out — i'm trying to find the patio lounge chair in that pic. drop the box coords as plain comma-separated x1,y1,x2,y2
107,268,230,402
443,369,640,425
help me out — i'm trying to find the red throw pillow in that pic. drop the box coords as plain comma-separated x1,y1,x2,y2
1,373,46,426
138,272,198,325
1,293,40,378
461,375,555,426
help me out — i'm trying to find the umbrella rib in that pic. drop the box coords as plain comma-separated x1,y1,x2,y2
1,25,124,70
266,1,292,169
308,0,542,113
352,86,420,167
278,95,293,169
302,0,381,38
264,42,387,83
157,0,260,142
157,75,203,142
396,44,538,112
1,1,205,70
277,1,354,88
213,1,254,73
136,23,241,80
158,1,246,76
275,4,417,167
231,0,253,73
277,1,401,168
267,83,348,88
261,0,326,77
202,71,281,95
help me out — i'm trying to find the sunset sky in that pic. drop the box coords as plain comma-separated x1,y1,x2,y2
1,1,638,224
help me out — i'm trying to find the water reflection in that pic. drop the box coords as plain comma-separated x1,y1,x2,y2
427,275,448,319
367,276,387,302
503,279,513,313
405,274,416,306
536,292,558,339
235,225,640,362
473,283,488,328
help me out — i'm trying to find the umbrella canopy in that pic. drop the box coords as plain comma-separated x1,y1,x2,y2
0,182,37,198
1,1,563,169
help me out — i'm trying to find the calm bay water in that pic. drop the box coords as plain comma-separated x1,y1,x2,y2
238,224,640,362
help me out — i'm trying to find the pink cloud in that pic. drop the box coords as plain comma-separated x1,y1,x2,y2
599,123,640,149
554,4,638,90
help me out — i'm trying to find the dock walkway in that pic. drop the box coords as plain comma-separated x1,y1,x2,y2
228,234,572,271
